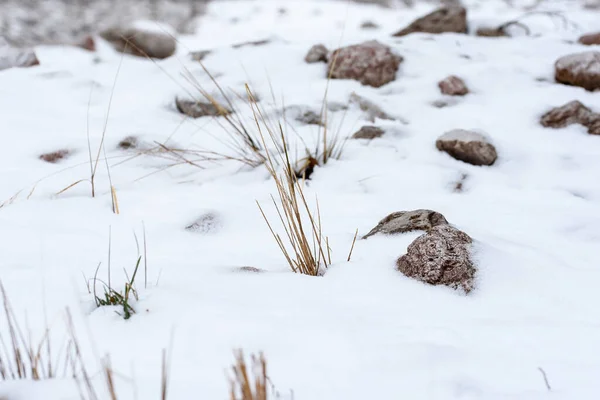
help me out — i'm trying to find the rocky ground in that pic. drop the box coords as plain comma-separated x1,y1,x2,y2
1,0,600,399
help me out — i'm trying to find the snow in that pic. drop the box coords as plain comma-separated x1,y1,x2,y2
438,129,489,143
1,0,600,399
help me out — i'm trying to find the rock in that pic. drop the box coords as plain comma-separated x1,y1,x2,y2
232,266,265,273
117,136,139,150
175,97,230,118
305,44,329,63
100,21,176,59
396,225,475,294
475,26,508,37
540,100,600,135
328,40,403,88
438,75,469,96
352,126,385,139
578,32,600,45
349,92,397,122
363,209,449,239
185,213,222,234
436,130,498,166
360,21,380,30
392,6,468,37
298,110,323,126
75,36,96,52
0,39,39,71
39,149,70,163
555,51,600,91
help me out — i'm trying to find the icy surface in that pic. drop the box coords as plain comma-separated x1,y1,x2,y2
1,1,600,399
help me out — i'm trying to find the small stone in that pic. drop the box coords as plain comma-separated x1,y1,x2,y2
349,92,396,122
396,225,475,294
297,110,323,126
329,40,403,88
190,50,211,62
360,21,380,30
233,266,265,273
578,32,600,46
555,51,600,91
305,44,329,63
39,149,70,163
118,136,139,150
352,126,385,139
438,75,469,96
436,130,498,166
475,27,508,37
392,6,468,37
185,213,222,234
75,36,96,52
175,97,230,118
363,209,449,239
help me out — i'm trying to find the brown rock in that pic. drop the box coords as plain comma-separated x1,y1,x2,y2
352,126,385,139
175,97,230,118
475,27,508,37
541,100,600,135
100,22,176,59
436,130,497,166
396,225,475,294
392,6,467,37
328,40,403,88
76,36,96,52
39,149,70,163
305,44,329,63
438,75,469,96
363,209,449,239
578,32,600,46
555,51,600,91
118,136,139,150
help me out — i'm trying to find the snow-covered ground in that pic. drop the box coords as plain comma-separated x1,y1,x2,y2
1,0,600,399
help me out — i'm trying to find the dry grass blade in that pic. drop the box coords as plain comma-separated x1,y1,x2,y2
230,350,267,400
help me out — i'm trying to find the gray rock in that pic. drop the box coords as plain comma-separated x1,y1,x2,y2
100,21,177,59
352,126,385,139
297,110,324,126
305,44,329,63
185,213,222,234
328,40,403,88
396,225,475,294
438,75,469,96
540,100,600,135
436,130,498,166
118,136,139,150
392,6,468,37
555,51,600,92
363,209,449,239
175,97,230,118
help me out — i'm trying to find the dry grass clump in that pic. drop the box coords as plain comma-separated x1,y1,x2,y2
229,350,268,400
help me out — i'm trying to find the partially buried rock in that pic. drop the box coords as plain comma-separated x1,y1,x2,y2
363,209,448,239
328,40,402,88
438,75,469,96
39,149,70,163
555,51,600,91
349,92,397,122
305,44,328,63
117,136,139,150
396,225,475,294
352,126,385,139
297,110,323,126
578,32,600,46
185,213,222,234
100,21,177,59
540,100,600,135
436,130,497,166
361,21,380,30
0,39,39,71
392,6,468,37
176,97,230,118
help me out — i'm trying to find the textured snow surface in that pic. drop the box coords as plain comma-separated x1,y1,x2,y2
1,1,600,399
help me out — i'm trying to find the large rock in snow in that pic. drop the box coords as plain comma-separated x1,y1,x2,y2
392,6,468,37
578,32,600,46
540,100,600,135
328,40,402,88
555,52,600,91
436,130,498,166
397,225,475,294
100,21,177,59
363,209,449,239
0,39,39,71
